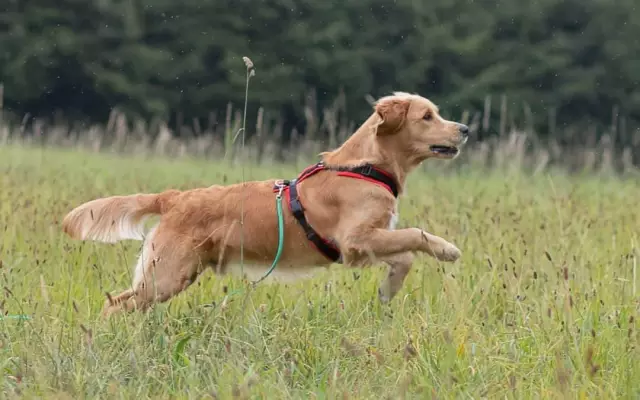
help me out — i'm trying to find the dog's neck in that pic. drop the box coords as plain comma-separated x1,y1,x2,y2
320,113,419,193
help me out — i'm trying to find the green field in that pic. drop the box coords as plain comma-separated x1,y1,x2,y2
1,145,638,399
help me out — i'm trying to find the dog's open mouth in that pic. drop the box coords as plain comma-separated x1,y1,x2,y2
430,145,459,156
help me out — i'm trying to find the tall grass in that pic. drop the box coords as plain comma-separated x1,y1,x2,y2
1,145,639,398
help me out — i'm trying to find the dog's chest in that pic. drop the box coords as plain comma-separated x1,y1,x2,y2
388,203,399,230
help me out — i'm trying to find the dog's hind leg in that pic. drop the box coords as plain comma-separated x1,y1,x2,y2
102,224,208,317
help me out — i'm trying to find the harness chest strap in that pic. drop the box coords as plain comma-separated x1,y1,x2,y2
273,162,399,263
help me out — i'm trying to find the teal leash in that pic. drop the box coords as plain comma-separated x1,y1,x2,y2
251,184,285,286
225,184,286,298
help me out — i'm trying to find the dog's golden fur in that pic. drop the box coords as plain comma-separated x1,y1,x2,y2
62,92,469,316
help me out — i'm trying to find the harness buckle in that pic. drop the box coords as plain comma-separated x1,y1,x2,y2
361,164,374,176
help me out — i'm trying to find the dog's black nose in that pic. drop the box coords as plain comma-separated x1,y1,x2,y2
458,123,470,136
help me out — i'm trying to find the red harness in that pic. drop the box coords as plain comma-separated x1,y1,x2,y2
273,162,399,263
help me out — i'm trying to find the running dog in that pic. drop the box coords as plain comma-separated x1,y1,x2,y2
62,92,469,316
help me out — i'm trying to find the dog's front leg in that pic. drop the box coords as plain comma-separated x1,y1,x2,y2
344,227,461,262
342,227,460,303
418,230,462,262
377,252,414,303
339,226,460,303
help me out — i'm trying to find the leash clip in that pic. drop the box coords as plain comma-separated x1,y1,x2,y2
274,179,288,199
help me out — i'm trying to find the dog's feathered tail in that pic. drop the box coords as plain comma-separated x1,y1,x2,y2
62,190,180,243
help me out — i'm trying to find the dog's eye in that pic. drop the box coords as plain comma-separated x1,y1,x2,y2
423,111,433,121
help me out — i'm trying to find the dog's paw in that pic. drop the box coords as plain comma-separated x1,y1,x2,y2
437,242,461,262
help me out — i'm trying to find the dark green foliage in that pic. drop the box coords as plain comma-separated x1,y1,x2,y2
0,0,638,136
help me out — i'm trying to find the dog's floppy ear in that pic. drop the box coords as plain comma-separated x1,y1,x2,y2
374,98,410,135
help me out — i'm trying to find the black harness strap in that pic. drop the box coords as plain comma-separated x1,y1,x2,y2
288,177,343,262
273,162,399,263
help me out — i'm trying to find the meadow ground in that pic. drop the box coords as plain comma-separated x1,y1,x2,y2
0,144,638,399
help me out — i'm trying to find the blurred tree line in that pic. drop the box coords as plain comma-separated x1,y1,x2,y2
0,0,638,138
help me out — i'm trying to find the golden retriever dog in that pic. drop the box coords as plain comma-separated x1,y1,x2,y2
62,92,469,316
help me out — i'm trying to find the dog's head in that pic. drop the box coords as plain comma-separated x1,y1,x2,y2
373,92,469,161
